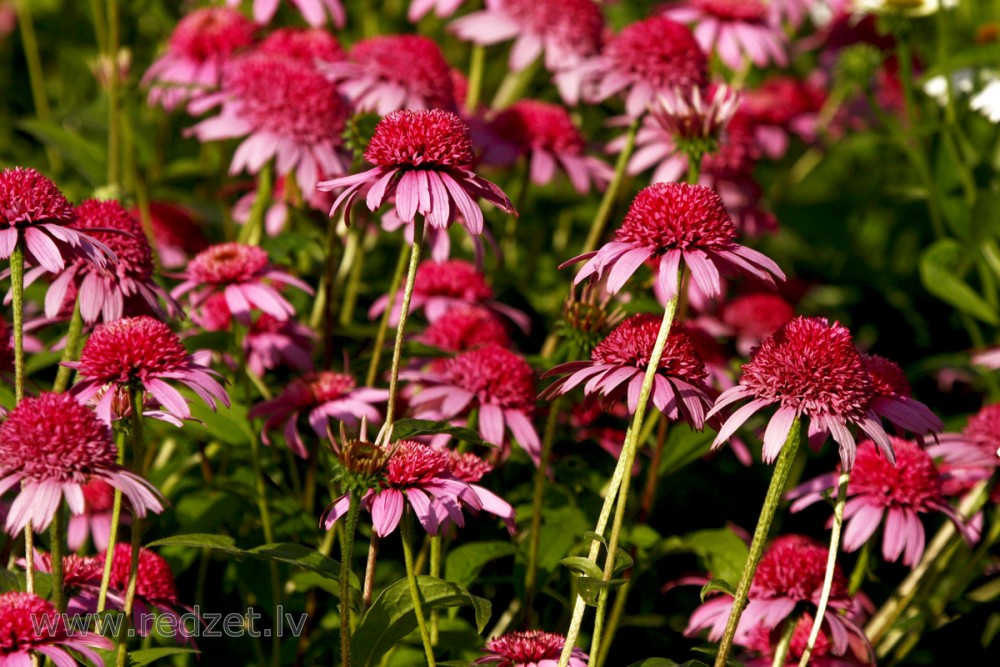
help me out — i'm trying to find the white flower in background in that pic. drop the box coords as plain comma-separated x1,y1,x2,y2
922,69,976,106
854,0,957,16
971,80,1000,122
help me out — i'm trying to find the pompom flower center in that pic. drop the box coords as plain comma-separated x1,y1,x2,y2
592,314,708,383
414,260,493,300
78,316,191,382
259,27,344,63
751,535,848,602
693,0,770,21
111,546,178,604
739,317,874,419
962,404,1000,456
168,7,256,63
364,110,475,169
491,101,585,155
0,167,75,228
385,440,450,487
421,306,509,351
614,183,736,252
483,630,566,662
308,371,357,403
604,18,708,91
863,354,912,398
850,439,941,510
73,199,154,282
0,592,65,648
0,393,117,482
721,293,795,342
501,0,604,56
188,242,270,284
443,344,535,411
351,35,455,110
447,451,493,483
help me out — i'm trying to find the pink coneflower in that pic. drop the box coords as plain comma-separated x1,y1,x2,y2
742,613,869,667
322,439,490,537
71,316,229,425
67,479,120,551
862,353,943,438
720,292,795,356
142,7,255,112
542,314,715,427
258,26,345,64
0,167,111,273
473,630,589,667
0,592,112,666
31,552,105,613
370,259,530,333
664,0,787,71
710,317,898,469
685,534,874,662
568,182,784,300
171,242,312,325
250,371,388,458
0,392,163,534
407,343,541,461
318,110,516,234
446,451,516,533
132,202,208,269
417,305,510,352
743,76,826,159
28,199,177,323
227,0,346,28
408,0,467,22
788,438,977,567
563,17,707,116
322,35,457,114
484,100,612,194
188,52,350,192
0,316,12,374
106,544,188,637
928,404,1000,497
450,0,604,75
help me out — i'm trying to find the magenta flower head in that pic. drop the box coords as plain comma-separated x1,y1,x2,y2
928,404,1000,497
67,479,120,552
542,314,715,428
188,52,351,192
318,110,516,234
323,439,495,537
473,630,589,667
106,544,188,637
664,0,788,71
258,26,345,64
407,343,541,462
71,316,229,425
447,451,516,534
171,242,312,325
417,305,510,352
450,0,604,75
569,182,783,301
249,371,388,459
30,199,178,323
710,317,895,469
484,100,613,194
720,292,795,356
789,438,978,567
322,35,457,114
741,613,868,667
0,591,112,666
564,17,707,115
0,167,113,273
0,392,164,535
141,7,255,111
862,353,943,438
227,0,346,29
685,534,874,663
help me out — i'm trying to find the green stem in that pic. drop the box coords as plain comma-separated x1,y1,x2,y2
338,226,365,328
581,119,639,256
238,162,273,246
491,59,539,110
50,510,65,612
114,388,146,667
686,151,703,185
97,427,127,615
385,219,425,428
772,618,797,667
638,416,668,524
524,397,562,616
12,0,61,171
429,535,442,645
713,418,802,667
594,580,630,667
11,244,25,403
562,292,679,667
53,301,84,393
466,45,485,113
340,492,361,667
106,0,120,188
362,532,379,610
798,471,850,667
400,514,436,667
365,243,410,388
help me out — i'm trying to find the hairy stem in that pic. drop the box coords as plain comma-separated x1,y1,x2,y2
365,242,410,387
339,492,360,667
385,219,425,428
53,301,84,392
401,515,436,667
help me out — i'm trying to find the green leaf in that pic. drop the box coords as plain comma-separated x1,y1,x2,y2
660,528,748,586
577,576,628,606
390,419,490,446
246,543,347,584
445,541,518,589
559,556,604,579
129,648,200,666
18,119,107,186
187,399,254,446
147,533,242,555
920,239,998,325
627,660,709,667
700,578,736,602
660,425,715,477
350,575,491,667
0,570,20,593
15,572,52,600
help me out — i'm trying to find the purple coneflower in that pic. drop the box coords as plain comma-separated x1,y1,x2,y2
318,110,516,234
227,0,346,28
484,100,612,194
0,592,112,666
142,7,255,112
0,167,112,273
189,52,351,192
258,26,345,64
417,305,510,352
134,202,208,270
862,353,944,438
664,0,787,71
542,314,714,427
0,392,163,534
407,343,541,461
250,371,388,458
322,439,492,537
67,479,120,552
789,438,978,567
447,451,516,534
568,182,783,300
71,316,229,425
685,534,874,663
172,242,312,325
30,199,178,323
928,404,1000,498
741,613,870,667
710,317,899,469
719,292,795,356
473,630,589,667
106,544,189,639
322,35,457,114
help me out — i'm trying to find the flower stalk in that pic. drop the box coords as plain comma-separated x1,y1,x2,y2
400,513,436,667
385,218,425,428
